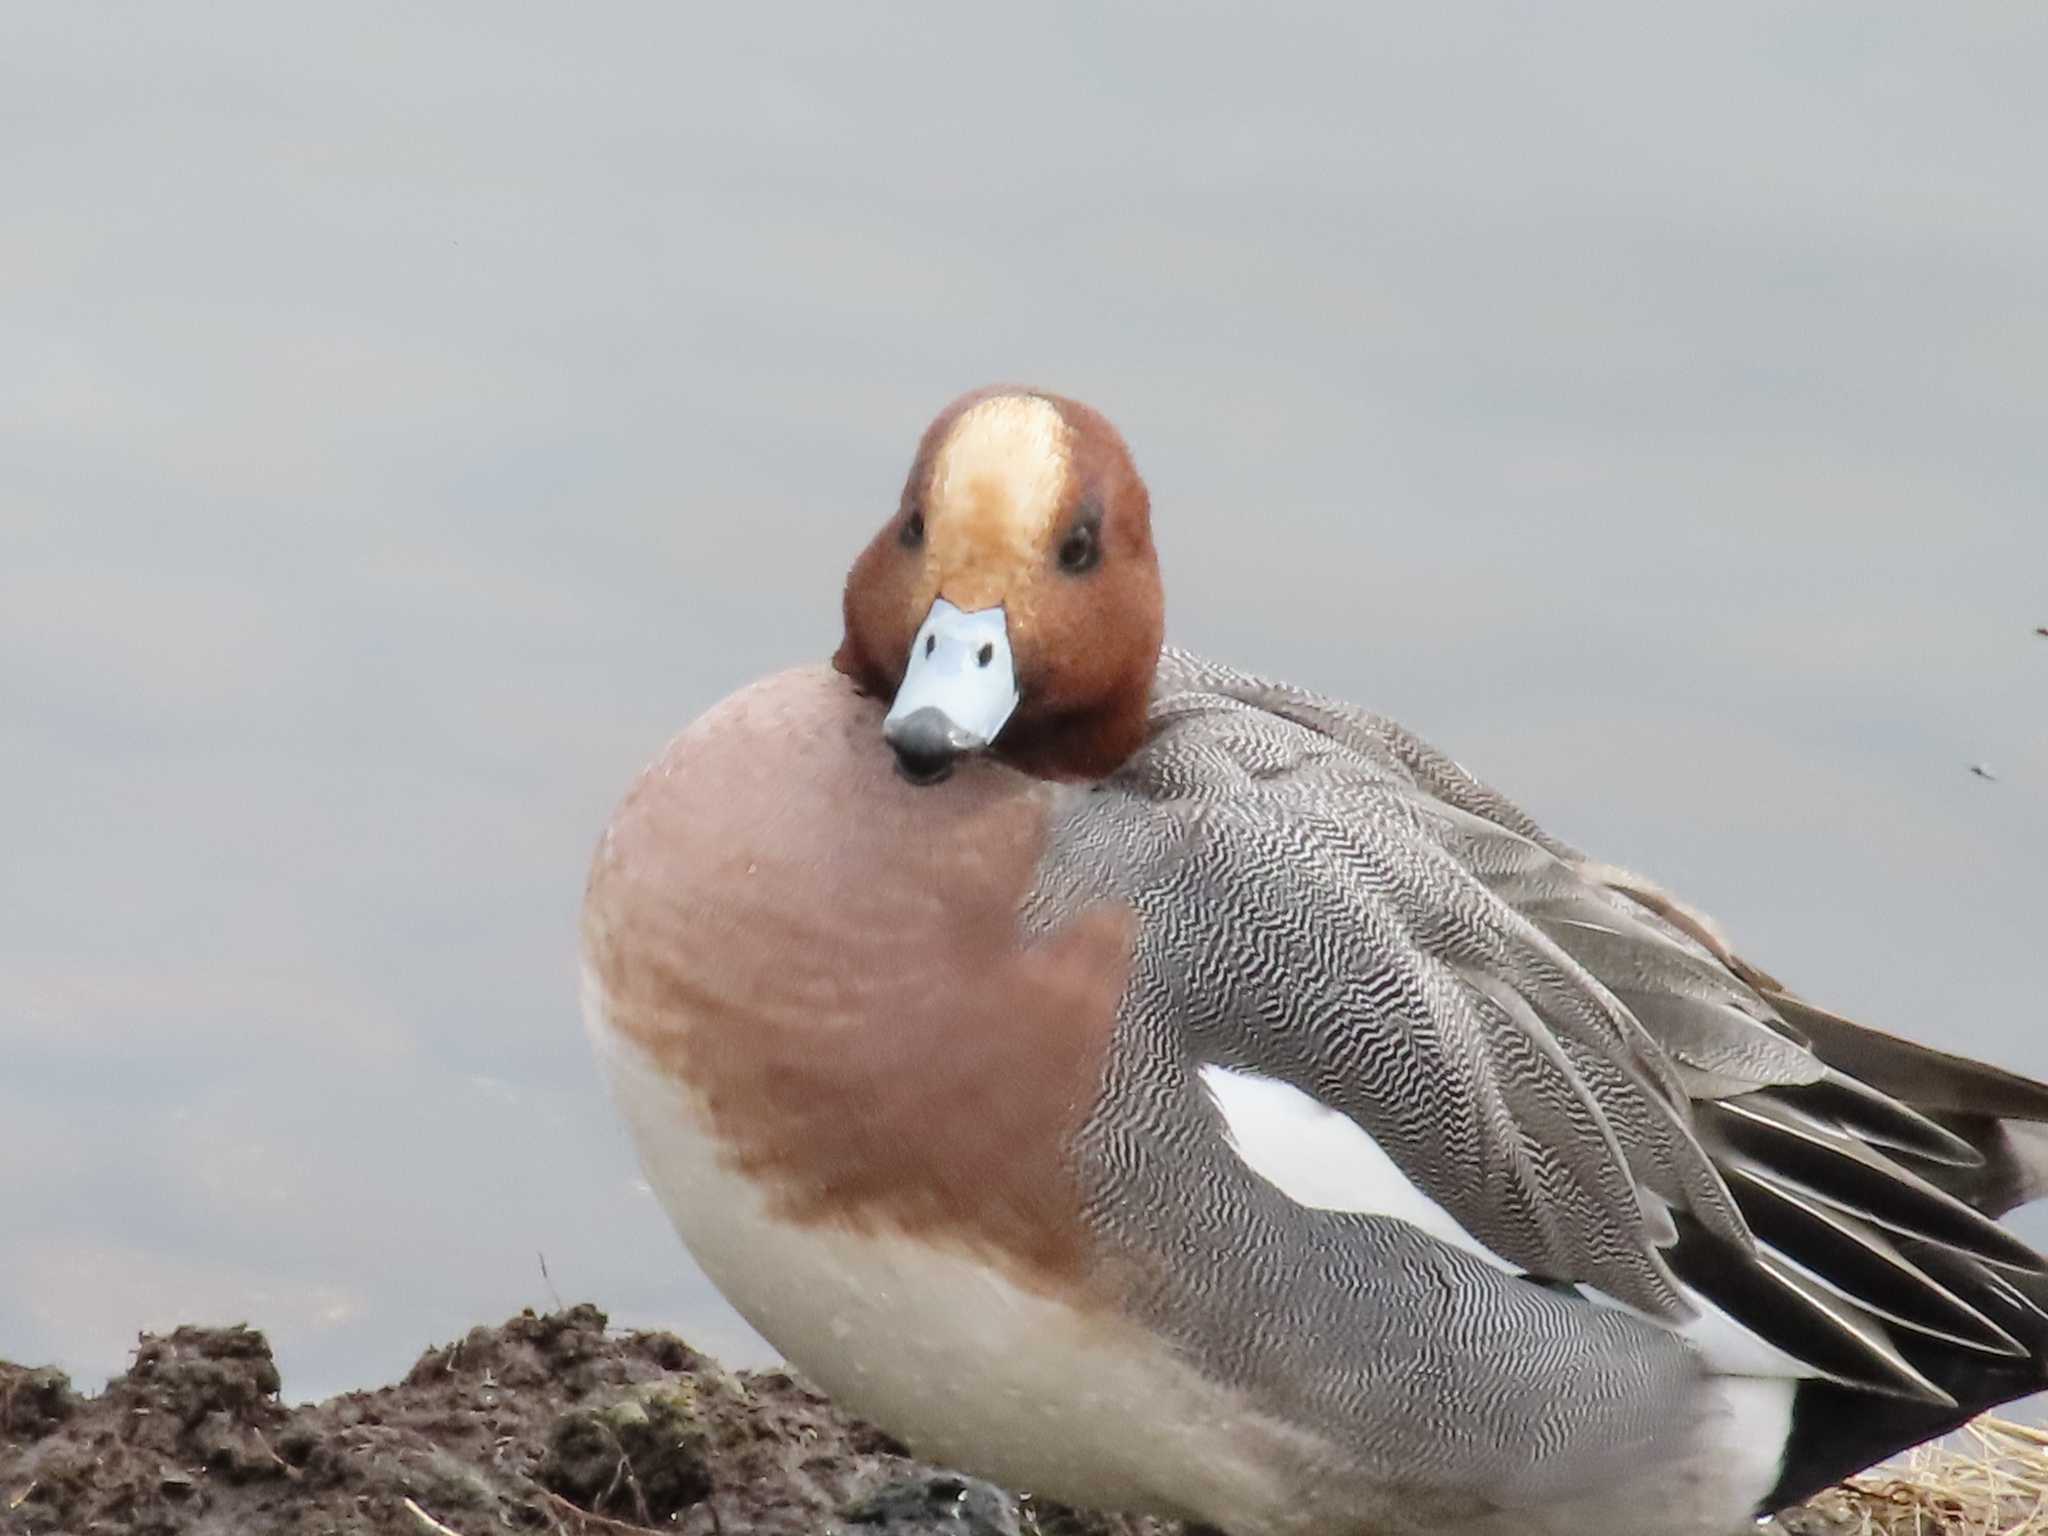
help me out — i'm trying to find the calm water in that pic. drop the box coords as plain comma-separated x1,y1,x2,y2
5,4,2045,1402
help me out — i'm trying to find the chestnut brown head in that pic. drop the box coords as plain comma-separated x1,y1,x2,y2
834,388,1165,784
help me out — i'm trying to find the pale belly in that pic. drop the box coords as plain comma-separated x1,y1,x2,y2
582,980,1310,1532
582,977,1791,1536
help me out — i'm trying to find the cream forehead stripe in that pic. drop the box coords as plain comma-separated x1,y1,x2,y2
927,396,1074,564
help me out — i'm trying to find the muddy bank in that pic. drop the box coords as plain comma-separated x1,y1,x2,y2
0,1306,1179,1536
0,1304,1934,1535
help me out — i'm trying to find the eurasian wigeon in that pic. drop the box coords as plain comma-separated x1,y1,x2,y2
580,388,2048,1536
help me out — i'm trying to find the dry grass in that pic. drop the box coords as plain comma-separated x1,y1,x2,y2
1787,1419,2048,1536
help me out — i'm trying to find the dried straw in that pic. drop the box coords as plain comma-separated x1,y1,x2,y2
1786,1418,2048,1536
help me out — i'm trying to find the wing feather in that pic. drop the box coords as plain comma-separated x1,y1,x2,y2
1114,651,2048,1396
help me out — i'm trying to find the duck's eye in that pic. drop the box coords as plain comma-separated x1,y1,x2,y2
1057,521,1099,574
900,509,925,549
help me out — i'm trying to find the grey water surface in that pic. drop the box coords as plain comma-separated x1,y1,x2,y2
4,3,2045,1402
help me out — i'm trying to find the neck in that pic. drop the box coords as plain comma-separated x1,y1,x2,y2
997,680,1154,783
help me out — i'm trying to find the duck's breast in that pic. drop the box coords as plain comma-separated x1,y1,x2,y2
578,664,1303,1523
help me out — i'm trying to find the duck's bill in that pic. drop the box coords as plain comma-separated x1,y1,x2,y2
883,598,1019,784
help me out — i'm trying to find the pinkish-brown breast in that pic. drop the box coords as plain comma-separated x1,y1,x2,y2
581,664,1136,1295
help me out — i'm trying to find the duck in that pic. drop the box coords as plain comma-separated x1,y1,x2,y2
580,386,2048,1536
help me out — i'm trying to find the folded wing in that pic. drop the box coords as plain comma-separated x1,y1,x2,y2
1123,651,2048,1410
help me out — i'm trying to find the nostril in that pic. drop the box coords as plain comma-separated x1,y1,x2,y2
976,643,993,667
924,634,936,658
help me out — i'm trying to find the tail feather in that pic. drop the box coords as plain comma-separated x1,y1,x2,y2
1761,1247,2048,1513
1736,992,2048,1514
1910,1114,2048,1217
1768,992,2048,1216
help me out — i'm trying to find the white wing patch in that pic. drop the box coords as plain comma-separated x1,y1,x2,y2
1198,1063,1516,1270
1198,1064,1820,1382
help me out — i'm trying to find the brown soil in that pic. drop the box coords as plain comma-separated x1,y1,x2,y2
0,1304,1897,1536
0,1306,1178,1536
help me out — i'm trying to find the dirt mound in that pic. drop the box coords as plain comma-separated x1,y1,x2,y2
5,1304,1929,1534
0,1306,1178,1536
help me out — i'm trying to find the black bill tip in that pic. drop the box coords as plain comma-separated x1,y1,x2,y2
884,706,982,787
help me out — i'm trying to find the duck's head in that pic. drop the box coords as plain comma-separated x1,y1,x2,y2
834,388,1165,785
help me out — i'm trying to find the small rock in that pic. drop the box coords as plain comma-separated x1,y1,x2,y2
844,1474,1024,1536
